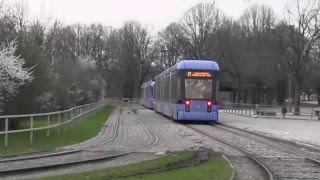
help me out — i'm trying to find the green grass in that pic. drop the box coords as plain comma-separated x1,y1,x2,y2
18,116,60,129
0,105,115,155
42,151,233,180
132,157,232,180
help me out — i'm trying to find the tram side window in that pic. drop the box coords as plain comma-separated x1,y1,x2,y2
171,72,178,101
162,77,165,101
160,78,164,101
146,85,149,99
164,75,170,101
156,78,161,101
151,86,154,99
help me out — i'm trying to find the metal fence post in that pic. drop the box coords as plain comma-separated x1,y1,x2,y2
70,110,73,129
58,113,61,135
64,112,68,131
5,118,8,147
311,107,313,120
246,105,248,116
30,116,34,143
242,106,244,115
231,104,233,113
47,115,50,137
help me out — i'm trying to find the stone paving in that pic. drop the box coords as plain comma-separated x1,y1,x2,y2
3,106,274,180
220,111,320,147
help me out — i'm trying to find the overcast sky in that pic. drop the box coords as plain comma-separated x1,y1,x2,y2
6,0,289,33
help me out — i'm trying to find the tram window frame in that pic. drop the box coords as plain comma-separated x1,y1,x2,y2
161,77,164,101
170,71,178,102
164,74,170,101
140,87,143,99
151,86,154,99
156,78,160,101
180,70,218,100
185,78,213,99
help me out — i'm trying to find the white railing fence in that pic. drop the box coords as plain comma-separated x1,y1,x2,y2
0,100,108,147
222,102,320,120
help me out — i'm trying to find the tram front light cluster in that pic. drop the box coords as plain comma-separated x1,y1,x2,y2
185,100,190,112
207,100,212,112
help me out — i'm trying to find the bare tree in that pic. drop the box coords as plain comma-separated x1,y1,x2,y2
275,0,320,114
240,4,276,36
216,4,280,104
238,4,281,104
156,23,182,69
133,25,153,94
176,3,222,59
117,21,153,98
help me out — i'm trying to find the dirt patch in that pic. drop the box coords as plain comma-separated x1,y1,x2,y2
122,148,221,178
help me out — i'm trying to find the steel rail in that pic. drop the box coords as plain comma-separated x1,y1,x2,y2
215,122,320,166
186,124,275,180
0,108,122,163
0,107,159,176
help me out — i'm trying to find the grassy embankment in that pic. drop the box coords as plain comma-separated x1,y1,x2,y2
43,150,233,180
0,105,115,155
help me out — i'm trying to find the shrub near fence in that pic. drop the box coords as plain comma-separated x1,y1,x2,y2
0,100,108,147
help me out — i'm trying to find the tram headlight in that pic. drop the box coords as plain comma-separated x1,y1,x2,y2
207,100,212,112
185,100,190,112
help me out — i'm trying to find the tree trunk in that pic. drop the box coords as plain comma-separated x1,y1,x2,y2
276,80,285,106
244,89,248,103
293,82,301,115
317,87,320,105
257,88,261,104
123,68,135,98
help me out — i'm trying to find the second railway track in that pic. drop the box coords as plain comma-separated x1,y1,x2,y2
186,123,320,180
0,106,159,176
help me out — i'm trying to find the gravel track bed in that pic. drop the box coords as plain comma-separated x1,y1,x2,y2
217,124,320,160
190,124,320,179
1,107,158,178
0,151,116,171
2,152,157,180
94,107,156,152
135,107,241,154
136,107,267,180
61,108,120,150
226,155,267,180
4,106,301,179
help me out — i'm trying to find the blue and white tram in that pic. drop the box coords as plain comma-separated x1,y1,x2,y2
140,81,155,109
154,60,220,121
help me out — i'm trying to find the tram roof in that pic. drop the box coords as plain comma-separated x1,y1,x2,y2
156,60,219,78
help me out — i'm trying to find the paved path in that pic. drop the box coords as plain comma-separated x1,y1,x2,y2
220,111,320,147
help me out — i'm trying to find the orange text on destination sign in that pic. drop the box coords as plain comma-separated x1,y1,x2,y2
187,71,212,77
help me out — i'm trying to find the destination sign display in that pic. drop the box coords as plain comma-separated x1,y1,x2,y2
186,71,212,78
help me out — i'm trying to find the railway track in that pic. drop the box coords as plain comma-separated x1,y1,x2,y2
215,122,320,161
186,123,320,180
0,107,159,176
186,124,274,180
0,108,122,163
